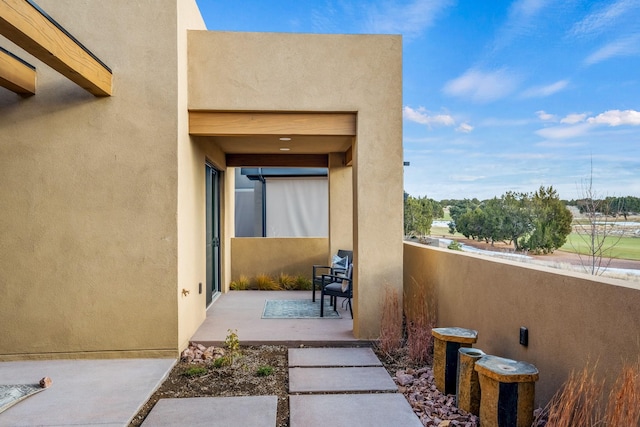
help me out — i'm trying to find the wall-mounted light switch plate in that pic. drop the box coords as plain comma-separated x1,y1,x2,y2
520,326,529,346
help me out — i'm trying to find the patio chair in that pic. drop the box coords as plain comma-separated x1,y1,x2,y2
312,249,352,302
320,263,353,318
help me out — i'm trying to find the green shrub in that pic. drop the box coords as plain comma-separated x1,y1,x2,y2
293,275,312,290
448,240,462,251
183,366,207,377
256,365,274,377
212,356,231,368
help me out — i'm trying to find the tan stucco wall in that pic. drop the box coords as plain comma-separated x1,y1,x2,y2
176,1,208,352
230,238,328,280
403,242,640,406
0,0,206,359
188,32,404,338
328,153,353,261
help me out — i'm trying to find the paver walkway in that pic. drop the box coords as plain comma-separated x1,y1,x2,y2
143,347,422,427
288,347,422,427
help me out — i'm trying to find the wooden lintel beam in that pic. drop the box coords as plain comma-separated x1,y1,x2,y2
0,0,112,96
226,154,328,168
0,46,35,95
345,146,353,166
190,111,356,136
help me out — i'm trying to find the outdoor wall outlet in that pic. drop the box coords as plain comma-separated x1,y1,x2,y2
520,326,529,346
199,283,202,294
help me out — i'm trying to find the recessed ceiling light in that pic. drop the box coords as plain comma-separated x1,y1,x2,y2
279,137,292,141
279,147,290,151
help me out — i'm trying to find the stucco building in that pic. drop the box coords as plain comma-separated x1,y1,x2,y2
0,0,403,359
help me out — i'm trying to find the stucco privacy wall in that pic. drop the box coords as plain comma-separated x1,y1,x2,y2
231,238,328,281
403,242,640,406
188,32,404,338
0,0,206,359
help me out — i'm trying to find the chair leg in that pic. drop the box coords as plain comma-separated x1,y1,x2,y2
320,291,324,317
348,298,353,319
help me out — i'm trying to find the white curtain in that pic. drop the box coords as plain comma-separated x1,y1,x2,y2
265,178,328,237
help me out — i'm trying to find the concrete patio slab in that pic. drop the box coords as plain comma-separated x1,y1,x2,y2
290,394,423,427
141,396,277,427
289,367,397,393
288,347,381,367
192,291,364,347
0,358,175,426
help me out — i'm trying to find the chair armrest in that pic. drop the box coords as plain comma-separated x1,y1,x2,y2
313,265,332,277
321,274,351,285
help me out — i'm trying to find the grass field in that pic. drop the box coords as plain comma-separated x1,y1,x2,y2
560,234,640,261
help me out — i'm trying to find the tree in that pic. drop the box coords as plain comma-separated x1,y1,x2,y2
404,194,435,237
449,189,571,253
520,186,573,254
573,166,624,275
500,191,532,251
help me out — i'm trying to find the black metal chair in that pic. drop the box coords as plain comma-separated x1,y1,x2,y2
320,263,353,318
312,249,352,302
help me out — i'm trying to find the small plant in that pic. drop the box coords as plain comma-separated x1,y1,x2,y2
255,274,280,290
536,363,603,427
256,365,274,377
277,273,296,290
294,275,312,290
377,286,402,356
212,356,231,368
224,329,241,364
447,240,462,251
405,280,436,364
605,359,640,426
183,366,207,377
230,275,250,290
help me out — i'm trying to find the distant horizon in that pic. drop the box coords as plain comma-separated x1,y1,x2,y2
196,0,640,201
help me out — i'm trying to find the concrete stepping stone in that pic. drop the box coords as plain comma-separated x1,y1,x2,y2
288,347,382,367
141,396,277,427
289,367,397,393
290,394,423,427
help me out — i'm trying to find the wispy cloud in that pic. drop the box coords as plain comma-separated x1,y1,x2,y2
536,123,592,139
403,106,456,127
587,109,640,126
570,0,640,38
560,113,588,124
491,0,553,50
535,109,640,139
456,123,474,133
535,141,585,148
363,0,454,39
584,35,640,65
443,68,521,103
536,110,556,121
521,80,569,98
450,174,486,182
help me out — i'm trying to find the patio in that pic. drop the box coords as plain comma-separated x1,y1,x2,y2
190,290,367,347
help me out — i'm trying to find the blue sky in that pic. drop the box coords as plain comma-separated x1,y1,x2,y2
196,0,640,201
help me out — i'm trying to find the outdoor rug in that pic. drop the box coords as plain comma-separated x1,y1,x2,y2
0,384,45,414
262,299,341,319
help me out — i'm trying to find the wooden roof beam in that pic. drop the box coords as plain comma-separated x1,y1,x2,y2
190,111,357,136
226,153,328,168
0,0,112,96
0,46,35,95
